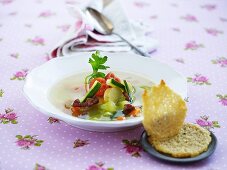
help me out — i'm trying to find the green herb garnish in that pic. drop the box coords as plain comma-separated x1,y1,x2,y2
85,51,109,90
88,50,109,78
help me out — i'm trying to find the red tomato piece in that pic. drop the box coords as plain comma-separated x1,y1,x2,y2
71,107,81,117
105,72,121,82
89,78,108,97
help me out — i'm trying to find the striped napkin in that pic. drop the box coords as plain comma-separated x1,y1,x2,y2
51,0,158,57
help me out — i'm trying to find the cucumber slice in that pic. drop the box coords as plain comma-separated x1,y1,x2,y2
106,78,125,91
127,82,136,94
80,80,101,102
123,80,133,103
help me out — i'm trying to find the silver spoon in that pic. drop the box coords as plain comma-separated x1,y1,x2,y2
85,7,149,57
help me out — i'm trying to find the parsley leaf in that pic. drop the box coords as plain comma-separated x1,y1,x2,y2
85,51,110,91
89,51,109,73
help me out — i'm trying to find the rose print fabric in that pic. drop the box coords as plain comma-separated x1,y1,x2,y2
122,139,142,157
187,74,211,85
0,108,18,124
15,135,44,149
10,69,28,80
0,0,227,170
195,115,220,131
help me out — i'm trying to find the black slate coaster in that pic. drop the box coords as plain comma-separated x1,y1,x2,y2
140,130,217,163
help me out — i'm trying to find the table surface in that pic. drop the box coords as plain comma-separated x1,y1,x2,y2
0,0,227,170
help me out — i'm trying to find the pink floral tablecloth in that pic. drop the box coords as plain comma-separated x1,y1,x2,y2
0,0,227,170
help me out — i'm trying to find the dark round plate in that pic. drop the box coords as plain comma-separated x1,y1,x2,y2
140,131,217,163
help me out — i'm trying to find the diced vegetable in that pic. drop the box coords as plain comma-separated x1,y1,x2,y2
71,107,81,117
103,112,113,117
105,72,121,82
117,116,125,120
104,87,124,103
117,100,130,110
123,80,133,103
81,80,101,102
127,81,136,94
106,78,125,91
122,104,135,116
89,78,108,97
100,101,117,113
88,106,103,119
129,107,141,117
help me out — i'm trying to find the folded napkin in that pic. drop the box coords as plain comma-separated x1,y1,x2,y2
51,0,158,57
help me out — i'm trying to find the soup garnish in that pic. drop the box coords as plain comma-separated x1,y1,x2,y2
62,51,142,121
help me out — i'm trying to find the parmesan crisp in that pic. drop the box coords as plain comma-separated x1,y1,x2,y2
142,80,187,140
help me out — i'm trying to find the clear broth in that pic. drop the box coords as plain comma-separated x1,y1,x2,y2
49,72,153,120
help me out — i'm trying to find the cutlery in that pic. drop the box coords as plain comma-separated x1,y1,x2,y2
85,7,149,57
